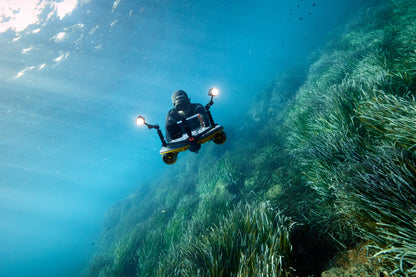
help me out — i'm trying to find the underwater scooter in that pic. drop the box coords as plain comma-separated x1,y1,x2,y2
136,88,226,165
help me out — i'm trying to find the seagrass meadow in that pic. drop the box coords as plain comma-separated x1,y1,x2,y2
83,0,416,276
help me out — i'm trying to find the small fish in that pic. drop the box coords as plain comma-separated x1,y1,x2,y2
299,17,304,20
313,3,316,7
297,4,300,8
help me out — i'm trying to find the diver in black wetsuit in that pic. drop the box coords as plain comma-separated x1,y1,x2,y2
165,90,210,142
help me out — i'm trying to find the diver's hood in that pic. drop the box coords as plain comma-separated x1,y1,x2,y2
171,90,189,104
172,90,191,113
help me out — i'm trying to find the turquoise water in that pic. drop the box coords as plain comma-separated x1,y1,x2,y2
0,0,375,276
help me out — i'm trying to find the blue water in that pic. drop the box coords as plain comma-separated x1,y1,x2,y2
0,0,374,276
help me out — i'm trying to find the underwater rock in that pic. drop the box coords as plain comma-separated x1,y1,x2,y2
322,246,388,277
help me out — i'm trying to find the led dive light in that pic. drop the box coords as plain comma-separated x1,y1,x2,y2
136,116,145,126
208,88,219,97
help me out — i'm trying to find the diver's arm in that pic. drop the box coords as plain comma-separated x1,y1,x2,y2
165,110,177,142
194,104,210,126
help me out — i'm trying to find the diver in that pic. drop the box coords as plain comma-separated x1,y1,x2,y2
136,87,226,164
165,90,210,142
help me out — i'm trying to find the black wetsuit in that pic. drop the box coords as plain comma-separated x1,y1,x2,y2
165,103,210,142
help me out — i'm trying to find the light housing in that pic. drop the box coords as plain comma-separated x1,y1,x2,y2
136,116,146,126
208,88,219,97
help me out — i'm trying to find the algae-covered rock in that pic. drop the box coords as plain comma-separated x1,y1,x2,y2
322,246,389,277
